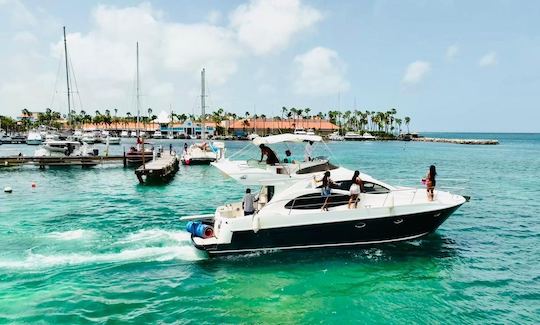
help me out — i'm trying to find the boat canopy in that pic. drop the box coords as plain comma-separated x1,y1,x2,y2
252,133,322,145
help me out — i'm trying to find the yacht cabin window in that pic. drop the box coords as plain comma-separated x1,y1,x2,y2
317,180,390,194
284,192,350,210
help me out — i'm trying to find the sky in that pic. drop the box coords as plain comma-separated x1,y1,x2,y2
0,0,539,132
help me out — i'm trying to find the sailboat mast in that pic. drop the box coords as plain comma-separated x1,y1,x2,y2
63,26,71,127
136,42,140,137
201,68,206,140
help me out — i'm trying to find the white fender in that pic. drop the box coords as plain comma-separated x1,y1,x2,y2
252,214,261,233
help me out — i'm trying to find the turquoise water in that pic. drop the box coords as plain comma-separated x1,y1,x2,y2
0,134,539,323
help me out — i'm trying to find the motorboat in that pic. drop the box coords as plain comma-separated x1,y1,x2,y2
344,132,377,141
129,131,137,138
27,131,43,145
34,140,96,157
180,68,225,165
182,133,468,255
181,141,225,165
71,130,83,141
306,129,316,136
105,135,121,145
293,128,307,135
126,144,154,166
328,132,344,141
81,132,97,144
120,130,130,138
153,130,164,139
0,133,12,144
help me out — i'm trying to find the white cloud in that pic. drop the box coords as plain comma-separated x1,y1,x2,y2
230,0,322,55
0,1,326,116
446,44,459,61
293,47,349,96
479,51,497,67
402,60,431,85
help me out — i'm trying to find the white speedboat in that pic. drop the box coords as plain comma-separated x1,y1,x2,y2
81,132,97,144
181,141,224,165
182,133,468,255
153,130,164,139
129,131,137,138
306,128,316,135
120,130,130,138
34,140,96,157
26,131,43,145
344,132,377,141
44,133,60,142
293,128,307,135
71,130,83,141
105,136,121,145
328,132,344,141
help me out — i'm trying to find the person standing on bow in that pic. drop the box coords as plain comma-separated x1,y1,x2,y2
304,141,314,162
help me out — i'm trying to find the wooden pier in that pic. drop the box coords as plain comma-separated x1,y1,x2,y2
0,155,128,168
135,151,179,184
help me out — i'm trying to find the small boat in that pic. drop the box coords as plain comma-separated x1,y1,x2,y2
26,131,43,145
105,136,121,145
344,132,377,141
129,131,137,138
11,134,27,144
328,132,344,141
306,129,316,135
71,130,83,141
34,140,96,157
181,142,224,165
153,130,164,139
293,127,307,135
182,134,468,256
135,150,179,184
0,133,11,144
120,130,130,138
81,132,97,144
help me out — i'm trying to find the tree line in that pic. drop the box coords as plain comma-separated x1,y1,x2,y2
1,107,412,136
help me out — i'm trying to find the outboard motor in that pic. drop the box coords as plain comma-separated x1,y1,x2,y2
186,221,214,238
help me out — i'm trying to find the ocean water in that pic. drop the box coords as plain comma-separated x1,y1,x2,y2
0,133,539,323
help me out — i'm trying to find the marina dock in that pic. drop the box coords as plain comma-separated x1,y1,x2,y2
0,155,127,168
135,151,179,184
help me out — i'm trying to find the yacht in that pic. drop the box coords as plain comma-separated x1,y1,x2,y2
34,140,96,157
120,130,130,138
306,129,316,136
153,130,164,139
344,132,377,141
26,131,43,145
328,131,344,141
0,133,12,144
293,127,307,135
129,131,137,138
182,133,468,255
81,132,97,144
71,130,83,141
105,135,121,145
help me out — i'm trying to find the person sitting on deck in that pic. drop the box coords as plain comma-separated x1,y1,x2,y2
242,188,258,216
283,150,293,163
259,144,279,165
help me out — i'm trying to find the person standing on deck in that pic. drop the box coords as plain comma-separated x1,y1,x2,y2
259,144,279,165
304,141,314,161
184,142,188,153
242,188,258,216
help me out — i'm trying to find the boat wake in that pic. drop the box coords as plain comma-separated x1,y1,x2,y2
45,229,96,241
0,229,205,270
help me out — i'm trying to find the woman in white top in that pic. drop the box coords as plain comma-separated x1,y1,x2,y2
348,170,364,209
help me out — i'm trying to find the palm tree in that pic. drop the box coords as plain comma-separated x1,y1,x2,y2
404,116,411,134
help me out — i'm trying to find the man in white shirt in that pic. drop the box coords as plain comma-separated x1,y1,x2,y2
242,188,257,215
304,141,314,162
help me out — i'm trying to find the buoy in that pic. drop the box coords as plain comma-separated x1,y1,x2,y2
4,186,12,193
31,182,36,188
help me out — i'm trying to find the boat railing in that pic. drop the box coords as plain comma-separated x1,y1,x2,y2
272,186,466,215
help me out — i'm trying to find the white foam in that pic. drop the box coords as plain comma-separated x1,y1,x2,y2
0,245,204,270
45,229,96,241
118,229,191,244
